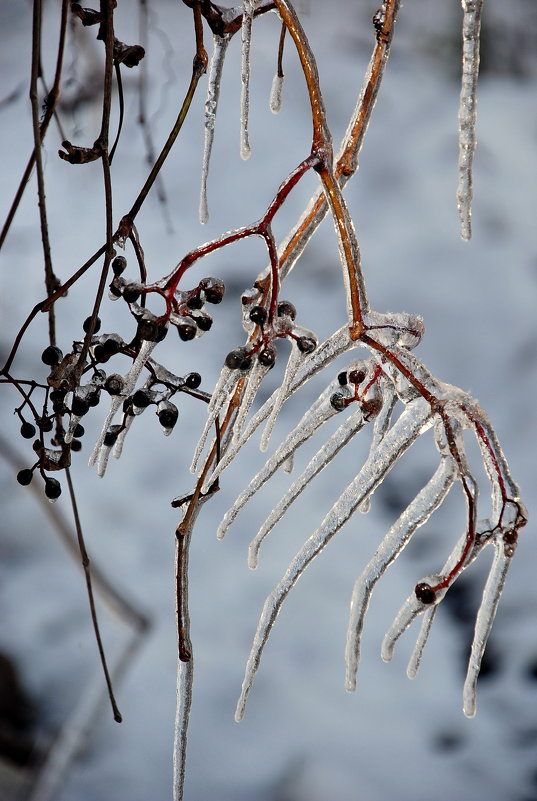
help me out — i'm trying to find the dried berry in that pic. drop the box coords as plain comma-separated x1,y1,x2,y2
249,305,267,326
185,372,201,389
296,336,317,354
415,582,436,605
277,300,296,320
44,477,62,500
17,469,34,486
41,345,63,366
112,255,127,276
20,421,36,439
258,346,276,367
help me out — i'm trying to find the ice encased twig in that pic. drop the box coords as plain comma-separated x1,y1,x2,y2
216,380,346,539
269,73,284,113
345,456,457,692
235,399,433,721
250,404,372,569
239,2,261,160
457,0,483,240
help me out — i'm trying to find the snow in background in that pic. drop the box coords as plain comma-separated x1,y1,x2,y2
0,1,536,800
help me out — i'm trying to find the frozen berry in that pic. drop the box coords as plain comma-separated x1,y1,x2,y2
258,346,276,367
38,416,54,432
225,347,251,370
20,421,36,439
348,368,366,385
103,337,121,356
132,389,151,408
330,392,347,411
71,396,90,416
337,371,348,386
277,301,296,320
70,439,82,452
103,425,122,446
185,372,201,389
41,345,63,366
123,285,141,304
249,305,267,326
87,390,101,407
112,255,127,276
177,322,197,341
83,315,101,334
17,469,34,486
44,477,62,500
158,403,178,430
202,278,225,304
105,374,124,395
415,582,436,605
296,336,317,354
192,313,213,332
186,294,203,310
73,423,85,437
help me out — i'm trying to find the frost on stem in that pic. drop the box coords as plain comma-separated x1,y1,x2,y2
199,34,231,224
457,0,484,240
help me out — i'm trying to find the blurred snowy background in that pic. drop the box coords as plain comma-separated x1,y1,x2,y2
0,1,536,800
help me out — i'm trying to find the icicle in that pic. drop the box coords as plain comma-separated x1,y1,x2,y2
463,538,511,717
406,606,437,680
190,365,236,474
457,0,483,240
269,73,284,113
345,457,457,692
201,325,356,487
250,405,370,569
359,378,397,513
88,340,156,473
199,35,230,224
232,359,271,445
235,400,433,720
215,381,344,539
260,338,308,452
240,2,259,160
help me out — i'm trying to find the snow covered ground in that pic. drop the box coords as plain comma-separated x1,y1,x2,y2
0,2,536,800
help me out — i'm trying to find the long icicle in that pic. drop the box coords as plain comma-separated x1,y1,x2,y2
199,34,231,223
457,0,484,240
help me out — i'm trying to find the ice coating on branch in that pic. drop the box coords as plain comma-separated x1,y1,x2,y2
235,399,433,720
457,0,483,240
250,404,371,569
359,379,397,513
232,358,272,444
269,73,284,113
345,456,457,692
216,380,345,539
199,35,230,224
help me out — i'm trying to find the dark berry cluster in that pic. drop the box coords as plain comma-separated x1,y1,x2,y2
223,290,318,374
